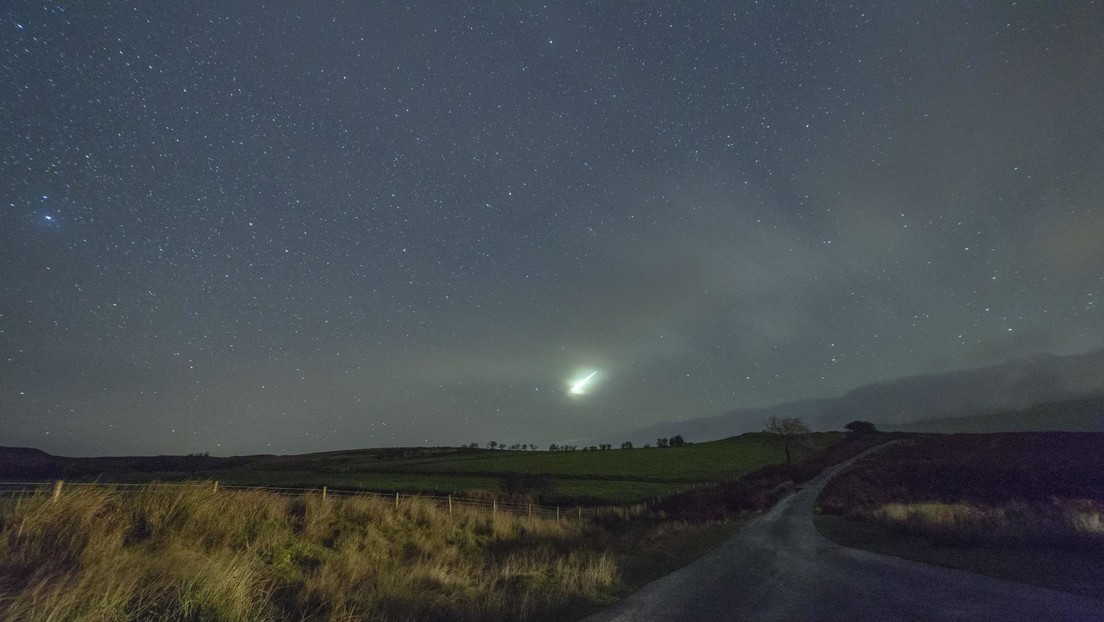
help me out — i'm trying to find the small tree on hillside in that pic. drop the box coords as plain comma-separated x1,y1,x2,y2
620,441,633,449
670,435,685,447
763,416,810,466
656,437,669,448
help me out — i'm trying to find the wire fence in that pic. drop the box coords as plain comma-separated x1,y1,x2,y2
0,480,646,522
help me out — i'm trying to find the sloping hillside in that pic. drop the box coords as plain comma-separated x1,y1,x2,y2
612,349,1104,442
886,396,1104,433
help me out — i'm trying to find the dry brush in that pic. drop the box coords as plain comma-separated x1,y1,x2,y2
0,484,618,621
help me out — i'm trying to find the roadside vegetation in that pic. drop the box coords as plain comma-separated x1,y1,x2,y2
0,485,618,621
816,432,1104,598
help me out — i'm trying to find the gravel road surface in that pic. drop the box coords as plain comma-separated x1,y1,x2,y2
586,444,1104,621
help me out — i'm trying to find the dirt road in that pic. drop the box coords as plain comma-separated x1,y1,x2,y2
586,445,1104,621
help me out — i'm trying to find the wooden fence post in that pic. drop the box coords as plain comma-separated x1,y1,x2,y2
52,480,63,501
212,481,219,494
321,486,327,500
577,506,582,524
448,495,452,516
395,492,400,508
556,506,560,522
492,499,497,516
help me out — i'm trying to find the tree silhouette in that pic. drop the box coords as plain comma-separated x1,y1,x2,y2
763,416,810,466
844,420,878,436
620,441,633,449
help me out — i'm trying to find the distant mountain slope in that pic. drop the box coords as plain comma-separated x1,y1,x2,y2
609,348,1104,443
0,446,63,479
885,396,1104,433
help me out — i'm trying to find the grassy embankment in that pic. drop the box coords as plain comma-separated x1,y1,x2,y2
815,432,1104,599
39,433,845,505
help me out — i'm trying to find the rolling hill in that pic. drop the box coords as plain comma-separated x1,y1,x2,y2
611,348,1104,442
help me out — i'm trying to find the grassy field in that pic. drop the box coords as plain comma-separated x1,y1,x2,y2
313,439,794,481
9,433,844,505
815,432,1104,598
0,484,623,621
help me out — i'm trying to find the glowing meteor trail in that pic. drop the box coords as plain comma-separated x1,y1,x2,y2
570,370,598,395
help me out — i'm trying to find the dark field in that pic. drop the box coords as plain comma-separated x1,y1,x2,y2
816,432,1104,598
819,432,1104,509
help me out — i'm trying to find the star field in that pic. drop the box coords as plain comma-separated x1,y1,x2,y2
2,2,1103,455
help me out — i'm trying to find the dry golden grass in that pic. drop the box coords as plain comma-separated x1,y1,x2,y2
866,499,1104,545
0,485,618,621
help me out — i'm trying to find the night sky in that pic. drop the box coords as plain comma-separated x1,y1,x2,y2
3,2,1103,456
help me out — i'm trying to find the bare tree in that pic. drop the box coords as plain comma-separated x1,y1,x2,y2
763,416,810,466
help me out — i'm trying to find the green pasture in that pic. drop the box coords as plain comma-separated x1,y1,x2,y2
362,433,842,481
58,432,843,505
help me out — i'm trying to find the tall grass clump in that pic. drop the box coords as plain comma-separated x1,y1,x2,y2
0,484,618,621
867,499,1104,547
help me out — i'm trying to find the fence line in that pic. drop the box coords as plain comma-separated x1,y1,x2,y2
0,480,644,522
